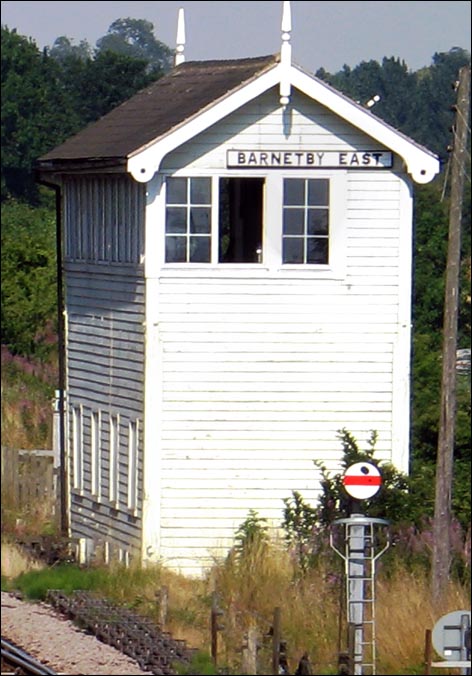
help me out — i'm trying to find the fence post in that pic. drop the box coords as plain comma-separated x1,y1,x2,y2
242,620,258,675
211,591,224,666
157,585,168,627
424,629,432,675
272,607,282,675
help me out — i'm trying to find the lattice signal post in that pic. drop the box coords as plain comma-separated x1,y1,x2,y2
330,463,390,675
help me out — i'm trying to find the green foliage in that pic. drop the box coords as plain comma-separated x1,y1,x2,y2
1,27,81,201
48,35,92,62
10,563,110,600
313,429,413,525
233,509,269,558
96,18,173,75
282,490,320,572
174,651,218,675
1,21,170,202
317,47,471,159
54,50,157,125
1,199,57,359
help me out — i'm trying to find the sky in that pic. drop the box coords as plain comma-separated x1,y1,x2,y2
1,1,470,73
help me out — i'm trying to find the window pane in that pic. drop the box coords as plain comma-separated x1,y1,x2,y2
308,179,329,206
284,179,305,205
167,177,187,204
307,208,329,235
190,207,211,233
283,208,305,235
190,236,211,262
307,237,329,264
166,236,187,262
166,207,187,233
283,237,304,263
191,178,211,204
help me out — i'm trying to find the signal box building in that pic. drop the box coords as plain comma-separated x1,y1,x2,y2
37,7,440,575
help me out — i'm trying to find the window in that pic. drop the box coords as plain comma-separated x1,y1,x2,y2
282,178,330,264
165,177,212,262
163,175,335,267
219,178,264,263
72,406,83,491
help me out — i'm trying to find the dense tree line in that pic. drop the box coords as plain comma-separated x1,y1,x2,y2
1,20,172,202
1,20,470,526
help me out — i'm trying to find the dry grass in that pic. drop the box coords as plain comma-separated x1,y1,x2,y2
375,564,470,674
1,533,469,675
1,541,45,578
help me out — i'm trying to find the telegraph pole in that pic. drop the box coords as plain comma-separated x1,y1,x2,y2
431,65,470,604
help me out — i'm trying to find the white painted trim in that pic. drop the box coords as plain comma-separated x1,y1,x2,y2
142,183,165,563
128,66,282,182
289,67,440,184
392,176,413,474
127,63,440,185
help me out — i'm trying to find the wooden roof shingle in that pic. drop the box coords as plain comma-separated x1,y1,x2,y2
39,55,279,165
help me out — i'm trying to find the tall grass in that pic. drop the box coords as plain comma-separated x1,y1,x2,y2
2,535,469,675
1,345,56,449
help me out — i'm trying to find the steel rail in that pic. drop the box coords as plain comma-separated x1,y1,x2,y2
1,637,59,675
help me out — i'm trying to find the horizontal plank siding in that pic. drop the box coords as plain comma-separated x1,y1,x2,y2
142,88,413,575
153,273,401,572
162,90,390,172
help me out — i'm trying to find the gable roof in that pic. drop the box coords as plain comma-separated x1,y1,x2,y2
37,54,440,185
38,55,278,164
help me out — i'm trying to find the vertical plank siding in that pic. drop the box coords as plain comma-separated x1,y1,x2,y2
64,175,146,561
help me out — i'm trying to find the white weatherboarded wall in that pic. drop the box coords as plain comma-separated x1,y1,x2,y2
142,87,413,575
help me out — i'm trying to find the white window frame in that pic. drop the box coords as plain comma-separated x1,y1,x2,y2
109,414,120,505
157,169,346,278
91,410,101,498
127,419,140,513
72,405,83,491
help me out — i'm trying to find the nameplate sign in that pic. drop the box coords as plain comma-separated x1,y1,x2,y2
227,150,393,169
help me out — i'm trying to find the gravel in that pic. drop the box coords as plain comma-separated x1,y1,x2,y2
1,591,155,675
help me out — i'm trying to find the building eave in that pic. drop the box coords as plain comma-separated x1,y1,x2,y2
127,61,440,185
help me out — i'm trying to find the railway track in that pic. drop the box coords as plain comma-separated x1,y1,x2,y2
1,637,59,675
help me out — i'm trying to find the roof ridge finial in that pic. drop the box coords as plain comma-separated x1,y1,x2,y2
280,1,292,106
175,7,186,66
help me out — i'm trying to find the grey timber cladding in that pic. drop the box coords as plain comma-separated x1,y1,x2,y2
64,176,145,263
66,266,145,556
38,56,279,163
63,173,146,559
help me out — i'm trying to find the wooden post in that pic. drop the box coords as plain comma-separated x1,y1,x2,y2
157,585,168,627
242,621,258,675
211,591,219,666
432,64,471,604
424,628,432,675
271,607,281,675
343,622,356,675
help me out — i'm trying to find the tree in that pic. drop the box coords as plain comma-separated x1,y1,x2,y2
1,199,58,359
1,27,80,202
316,48,471,159
96,18,173,75
409,48,471,159
48,35,92,62
56,50,156,125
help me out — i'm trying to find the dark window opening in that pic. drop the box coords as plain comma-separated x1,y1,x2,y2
219,178,264,263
